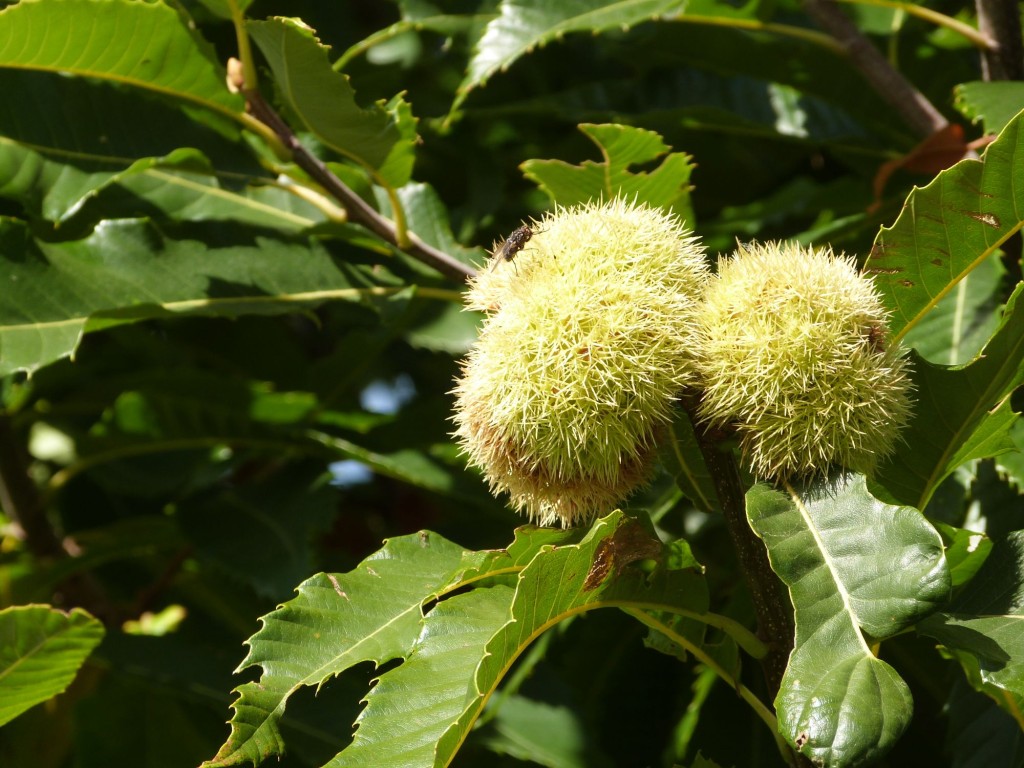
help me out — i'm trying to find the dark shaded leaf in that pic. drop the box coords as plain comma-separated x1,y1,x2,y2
0,218,394,376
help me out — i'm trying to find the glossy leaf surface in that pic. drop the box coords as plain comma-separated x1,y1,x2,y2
873,284,1024,509
0,0,242,120
747,475,949,767
865,109,1024,343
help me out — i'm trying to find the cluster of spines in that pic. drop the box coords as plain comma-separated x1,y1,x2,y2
454,206,913,527
453,198,708,526
694,241,912,480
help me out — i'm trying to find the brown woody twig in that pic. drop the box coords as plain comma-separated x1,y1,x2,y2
244,90,476,283
802,0,949,138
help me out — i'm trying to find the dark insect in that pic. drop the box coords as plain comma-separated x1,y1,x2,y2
865,324,887,353
489,224,534,272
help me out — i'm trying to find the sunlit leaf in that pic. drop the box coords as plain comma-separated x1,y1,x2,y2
521,123,695,224
865,109,1024,343
747,475,949,766
901,251,1005,365
248,17,417,187
935,522,993,588
203,531,474,767
0,0,242,125
433,513,708,766
0,605,105,727
205,524,585,767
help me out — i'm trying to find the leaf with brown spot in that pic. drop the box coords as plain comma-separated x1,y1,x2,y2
866,110,1024,344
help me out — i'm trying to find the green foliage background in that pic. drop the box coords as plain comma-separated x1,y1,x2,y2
0,1,1022,767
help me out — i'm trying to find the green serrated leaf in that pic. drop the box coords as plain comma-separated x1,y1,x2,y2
0,605,105,727
954,84,1024,136
747,475,950,767
0,218,391,377
203,531,474,767
872,284,1024,509
296,514,707,767
521,123,695,224
0,0,242,125
435,512,708,766
327,586,515,768
864,109,1024,343
248,17,416,186
901,251,1005,366
454,0,685,112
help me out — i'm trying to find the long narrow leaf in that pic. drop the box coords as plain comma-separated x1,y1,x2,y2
0,0,242,123
0,218,388,376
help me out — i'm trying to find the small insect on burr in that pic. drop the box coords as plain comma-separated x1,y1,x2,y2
489,224,534,272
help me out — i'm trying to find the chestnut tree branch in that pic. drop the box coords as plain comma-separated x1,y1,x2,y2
243,90,476,283
678,394,794,699
802,0,949,138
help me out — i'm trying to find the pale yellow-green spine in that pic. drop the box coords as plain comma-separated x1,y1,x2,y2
453,198,709,527
694,241,913,481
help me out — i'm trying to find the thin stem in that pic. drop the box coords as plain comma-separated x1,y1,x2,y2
671,14,846,55
622,607,796,765
802,0,948,138
244,90,475,282
229,0,259,96
836,0,997,50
